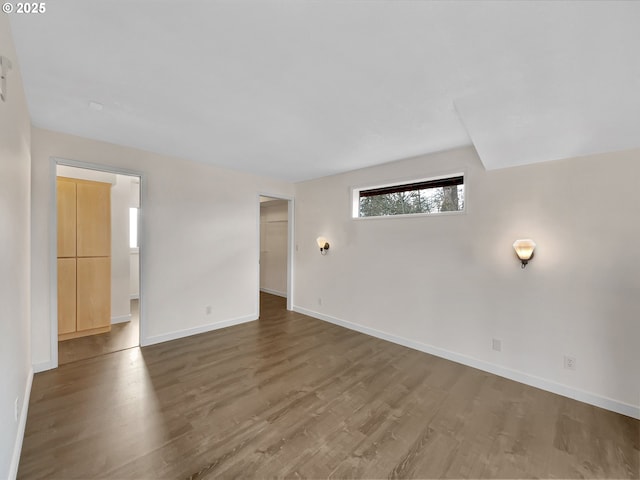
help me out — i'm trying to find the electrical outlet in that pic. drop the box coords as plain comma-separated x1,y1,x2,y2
492,338,502,352
14,397,19,422
564,355,576,370
205,305,212,315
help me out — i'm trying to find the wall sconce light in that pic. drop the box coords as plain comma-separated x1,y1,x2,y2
317,236,330,255
513,239,536,268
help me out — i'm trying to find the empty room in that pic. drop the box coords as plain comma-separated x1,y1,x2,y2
1,1,639,479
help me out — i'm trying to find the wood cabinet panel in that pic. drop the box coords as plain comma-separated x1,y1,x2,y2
57,178,77,257
77,181,111,257
76,257,111,332
58,177,112,340
57,258,77,335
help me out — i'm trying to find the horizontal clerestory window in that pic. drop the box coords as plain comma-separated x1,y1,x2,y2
353,174,464,218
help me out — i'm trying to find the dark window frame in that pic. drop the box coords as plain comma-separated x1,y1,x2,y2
358,175,463,198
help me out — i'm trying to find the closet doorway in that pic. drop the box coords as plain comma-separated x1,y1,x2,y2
53,162,142,365
258,194,294,314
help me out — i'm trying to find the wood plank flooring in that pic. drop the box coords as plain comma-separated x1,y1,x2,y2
58,299,139,365
19,293,639,479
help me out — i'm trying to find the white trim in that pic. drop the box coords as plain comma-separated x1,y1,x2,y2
111,314,131,324
293,306,640,420
138,173,147,346
130,294,140,300
9,366,33,480
352,208,466,221
260,287,286,298
141,314,257,347
286,197,294,311
33,361,54,373
48,158,58,369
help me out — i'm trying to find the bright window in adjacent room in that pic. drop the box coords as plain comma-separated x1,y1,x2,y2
129,207,138,248
353,174,465,218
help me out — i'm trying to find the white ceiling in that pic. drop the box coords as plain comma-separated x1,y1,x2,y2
8,1,640,181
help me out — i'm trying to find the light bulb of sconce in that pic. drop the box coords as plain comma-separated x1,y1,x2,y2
316,236,330,252
513,239,536,261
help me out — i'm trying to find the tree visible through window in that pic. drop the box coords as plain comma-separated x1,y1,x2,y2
356,175,464,218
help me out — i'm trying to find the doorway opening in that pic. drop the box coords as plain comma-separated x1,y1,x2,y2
51,159,143,367
258,194,293,316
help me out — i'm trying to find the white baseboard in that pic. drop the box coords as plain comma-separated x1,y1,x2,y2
293,305,640,420
33,360,54,373
260,287,286,298
130,294,139,300
141,313,257,347
9,366,33,480
111,314,131,325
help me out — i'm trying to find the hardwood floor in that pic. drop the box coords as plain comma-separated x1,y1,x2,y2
58,299,139,365
19,293,639,479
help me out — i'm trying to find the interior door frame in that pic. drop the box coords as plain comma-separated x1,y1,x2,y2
257,193,294,314
49,156,145,369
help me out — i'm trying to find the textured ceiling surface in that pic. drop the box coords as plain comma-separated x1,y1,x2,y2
8,1,640,181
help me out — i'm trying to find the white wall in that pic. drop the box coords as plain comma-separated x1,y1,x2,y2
31,127,294,368
55,166,132,323
130,178,139,299
293,146,640,418
0,15,32,480
110,175,132,322
57,165,116,184
260,200,288,296
130,251,139,299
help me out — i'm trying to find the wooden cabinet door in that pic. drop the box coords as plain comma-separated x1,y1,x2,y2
57,178,77,257
77,181,111,257
77,257,111,332
57,258,77,335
